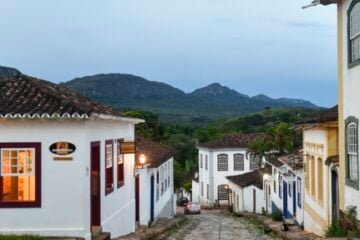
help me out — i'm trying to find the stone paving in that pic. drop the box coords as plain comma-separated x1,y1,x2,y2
165,210,278,240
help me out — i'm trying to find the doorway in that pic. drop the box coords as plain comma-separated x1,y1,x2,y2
253,189,256,213
293,181,296,217
331,169,339,223
283,181,288,218
91,142,101,231
150,175,155,223
135,175,140,223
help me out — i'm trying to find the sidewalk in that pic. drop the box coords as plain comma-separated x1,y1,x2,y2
241,214,323,240
115,216,187,240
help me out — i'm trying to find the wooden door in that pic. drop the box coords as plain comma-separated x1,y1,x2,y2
135,175,140,223
91,142,101,229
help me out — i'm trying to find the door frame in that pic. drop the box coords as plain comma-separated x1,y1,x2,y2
293,180,296,217
135,174,140,223
283,181,288,218
253,188,256,213
331,168,339,223
90,141,101,230
150,175,155,223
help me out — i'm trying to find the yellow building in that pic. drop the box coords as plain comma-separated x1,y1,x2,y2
298,106,339,236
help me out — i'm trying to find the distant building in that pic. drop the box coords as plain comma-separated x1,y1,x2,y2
265,151,304,226
0,75,144,239
227,167,271,214
297,106,339,236
192,133,265,206
135,136,176,226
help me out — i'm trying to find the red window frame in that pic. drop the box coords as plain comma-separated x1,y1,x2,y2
117,139,125,188
0,142,41,208
105,140,114,195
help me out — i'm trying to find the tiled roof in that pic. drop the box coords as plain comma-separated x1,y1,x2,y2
198,133,265,149
325,155,339,165
136,136,176,168
0,75,130,120
298,106,338,125
266,157,284,168
227,166,271,190
278,150,304,170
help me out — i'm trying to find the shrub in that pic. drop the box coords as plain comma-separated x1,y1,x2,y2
270,210,283,221
326,223,347,237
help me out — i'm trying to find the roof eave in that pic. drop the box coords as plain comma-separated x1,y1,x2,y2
91,113,145,124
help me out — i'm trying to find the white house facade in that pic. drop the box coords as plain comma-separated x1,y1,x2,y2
194,133,265,206
135,136,176,227
0,75,144,239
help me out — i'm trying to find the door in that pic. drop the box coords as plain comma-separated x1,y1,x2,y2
283,181,288,218
253,189,256,213
91,142,101,229
293,181,296,217
135,175,140,223
150,175,155,223
331,169,339,223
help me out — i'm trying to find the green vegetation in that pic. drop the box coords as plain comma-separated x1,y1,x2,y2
0,236,45,240
124,107,320,188
326,206,360,238
270,210,283,222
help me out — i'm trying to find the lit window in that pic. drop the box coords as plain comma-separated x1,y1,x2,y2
0,143,41,207
349,1,360,65
105,140,114,195
117,140,124,188
217,154,228,171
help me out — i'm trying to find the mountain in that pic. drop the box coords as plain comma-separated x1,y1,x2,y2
64,73,319,123
0,66,21,79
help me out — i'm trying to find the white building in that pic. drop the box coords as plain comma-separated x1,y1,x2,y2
227,167,271,214
265,151,305,226
135,136,176,226
0,75,144,239
192,133,265,206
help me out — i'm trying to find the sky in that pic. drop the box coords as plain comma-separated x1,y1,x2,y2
0,0,337,107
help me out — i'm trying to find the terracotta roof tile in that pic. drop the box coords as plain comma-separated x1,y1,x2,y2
278,150,304,170
325,155,339,165
227,166,271,190
0,75,125,119
136,136,176,168
198,133,265,149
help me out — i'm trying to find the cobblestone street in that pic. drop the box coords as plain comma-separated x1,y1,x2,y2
165,210,277,240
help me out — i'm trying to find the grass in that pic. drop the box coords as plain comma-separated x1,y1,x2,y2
0,236,46,240
270,210,283,222
325,223,347,238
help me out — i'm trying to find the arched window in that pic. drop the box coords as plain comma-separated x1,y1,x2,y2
234,154,244,171
250,155,260,170
218,184,229,200
346,117,359,189
349,0,360,65
217,154,228,171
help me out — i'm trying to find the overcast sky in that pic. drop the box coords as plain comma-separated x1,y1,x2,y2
0,0,337,107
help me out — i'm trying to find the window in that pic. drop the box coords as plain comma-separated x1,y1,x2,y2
346,117,359,189
349,0,360,66
289,182,292,197
0,143,41,208
318,158,323,203
168,162,171,188
218,185,229,200
297,178,301,208
201,182,204,196
273,169,277,193
279,175,282,199
161,166,164,196
105,140,114,195
250,155,260,170
236,194,239,210
200,154,203,169
207,184,209,200
217,154,228,171
117,140,124,188
205,155,208,170
234,154,244,171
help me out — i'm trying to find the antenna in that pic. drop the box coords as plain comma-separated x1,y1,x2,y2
302,0,320,9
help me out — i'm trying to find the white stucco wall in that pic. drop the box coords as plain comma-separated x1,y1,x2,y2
192,180,200,203
197,147,263,206
341,0,360,220
0,118,137,239
303,128,329,236
138,158,175,226
230,183,264,214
